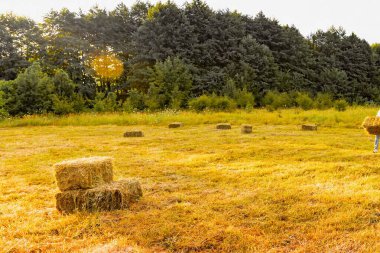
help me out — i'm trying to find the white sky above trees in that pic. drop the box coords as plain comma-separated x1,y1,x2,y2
0,0,379,44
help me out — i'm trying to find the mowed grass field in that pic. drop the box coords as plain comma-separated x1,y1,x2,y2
1,108,380,252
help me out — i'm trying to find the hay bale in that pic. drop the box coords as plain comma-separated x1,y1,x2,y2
169,122,183,128
362,117,380,135
302,124,318,131
124,131,144,137
216,123,231,130
55,157,113,192
241,124,253,134
56,180,143,214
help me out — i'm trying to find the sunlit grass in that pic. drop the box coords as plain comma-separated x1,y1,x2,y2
0,109,379,252
0,106,378,128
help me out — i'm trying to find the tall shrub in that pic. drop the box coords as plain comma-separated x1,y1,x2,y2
148,57,193,109
3,63,54,115
314,93,333,110
262,91,293,111
295,92,314,110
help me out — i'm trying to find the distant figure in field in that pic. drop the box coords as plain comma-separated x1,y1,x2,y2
374,110,380,153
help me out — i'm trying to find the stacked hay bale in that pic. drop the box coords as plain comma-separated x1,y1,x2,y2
54,157,142,214
124,131,144,137
216,123,231,130
302,124,318,131
362,117,380,135
169,122,183,128
241,124,253,134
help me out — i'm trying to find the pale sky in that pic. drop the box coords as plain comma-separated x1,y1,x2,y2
0,0,379,44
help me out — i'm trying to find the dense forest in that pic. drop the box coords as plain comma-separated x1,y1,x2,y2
1,0,380,117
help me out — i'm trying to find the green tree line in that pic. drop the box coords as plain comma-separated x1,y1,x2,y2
0,0,379,116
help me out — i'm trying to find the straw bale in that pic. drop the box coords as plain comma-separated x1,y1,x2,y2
241,124,253,134
55,157,113,191
362,117,380,135
216,123,231,130
124,131,144,137
56,179,142,214
302,124,318,131
169,122,183,128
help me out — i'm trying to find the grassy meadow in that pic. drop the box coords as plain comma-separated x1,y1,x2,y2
1,107,380,252
0,107,378,128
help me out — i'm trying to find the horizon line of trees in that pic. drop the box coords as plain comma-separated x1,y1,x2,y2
1,0,380,117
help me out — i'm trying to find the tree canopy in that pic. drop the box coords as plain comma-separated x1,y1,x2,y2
0,1,379,115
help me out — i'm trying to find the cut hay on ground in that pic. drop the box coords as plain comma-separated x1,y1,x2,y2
124,131,144,137
302,124,318,131
54,157,113,191
169,122,183,128
56,180,143,214
216,123,232,130
241,124,253,134
362,117,380,135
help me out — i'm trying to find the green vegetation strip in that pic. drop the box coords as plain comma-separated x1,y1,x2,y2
0,107,376,128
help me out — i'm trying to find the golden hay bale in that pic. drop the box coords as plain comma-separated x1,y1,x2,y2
216,123,232,130
169,122,183,128
241,124,253,134
362,117,380,135
55,157,113,192
124,131,144,137
302,124,318,131
56,179,143,214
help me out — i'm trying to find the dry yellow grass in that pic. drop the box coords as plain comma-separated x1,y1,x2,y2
0,113,380,252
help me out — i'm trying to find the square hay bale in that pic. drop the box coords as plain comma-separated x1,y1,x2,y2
241,124,253,134
169,122,183,128
302,124,318,131
216,123,231,130
56,180,143,214
55,157,113,192
124,131,144,137
362,117,380,135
